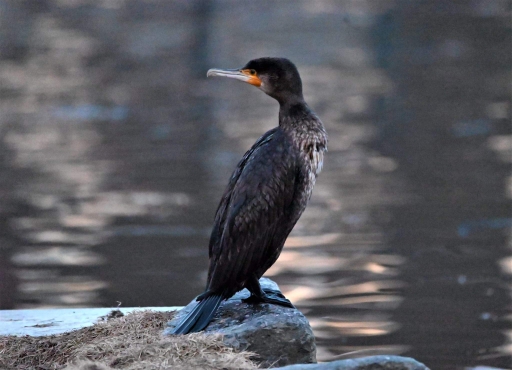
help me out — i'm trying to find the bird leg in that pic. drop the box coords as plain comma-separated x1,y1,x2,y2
242,275,295,308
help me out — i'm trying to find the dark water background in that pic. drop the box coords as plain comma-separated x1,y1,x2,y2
0,1,511,369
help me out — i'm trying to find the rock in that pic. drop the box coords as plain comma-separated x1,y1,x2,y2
165,278,316,368
273,355,430,370
0,307,178,337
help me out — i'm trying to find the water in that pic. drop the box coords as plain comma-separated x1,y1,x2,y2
0,1,510,369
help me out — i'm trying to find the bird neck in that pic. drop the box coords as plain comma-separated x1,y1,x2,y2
278,100,313,128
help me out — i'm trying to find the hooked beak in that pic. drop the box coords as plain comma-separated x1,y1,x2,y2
207,68,261,87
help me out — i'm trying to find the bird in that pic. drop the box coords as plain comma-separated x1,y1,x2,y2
170,57,327,334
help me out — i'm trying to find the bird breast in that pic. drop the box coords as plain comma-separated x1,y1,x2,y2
307,142,325,176
296,130,326,178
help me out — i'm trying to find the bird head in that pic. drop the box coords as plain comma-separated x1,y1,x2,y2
207,57,304,105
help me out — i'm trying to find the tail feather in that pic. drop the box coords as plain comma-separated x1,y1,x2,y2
170,294,223,334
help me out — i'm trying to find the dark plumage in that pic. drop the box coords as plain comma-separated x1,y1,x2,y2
171,57,327,334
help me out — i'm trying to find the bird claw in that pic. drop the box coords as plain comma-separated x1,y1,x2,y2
242,289,295,308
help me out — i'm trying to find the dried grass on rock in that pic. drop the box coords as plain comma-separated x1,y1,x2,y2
0,310,257,370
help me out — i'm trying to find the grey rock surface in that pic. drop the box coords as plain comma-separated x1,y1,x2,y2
0,307,179,337
165,278,316,368
274,355,430,370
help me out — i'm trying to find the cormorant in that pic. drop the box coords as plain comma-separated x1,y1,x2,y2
171,57,327,334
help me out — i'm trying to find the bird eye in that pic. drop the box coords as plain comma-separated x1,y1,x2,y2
250,69,256,75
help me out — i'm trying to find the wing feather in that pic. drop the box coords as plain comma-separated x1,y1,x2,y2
206,128,298,295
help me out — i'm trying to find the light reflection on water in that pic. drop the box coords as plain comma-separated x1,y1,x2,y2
0,1,510,369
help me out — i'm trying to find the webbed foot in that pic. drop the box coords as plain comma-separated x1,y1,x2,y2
242,288,294,308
